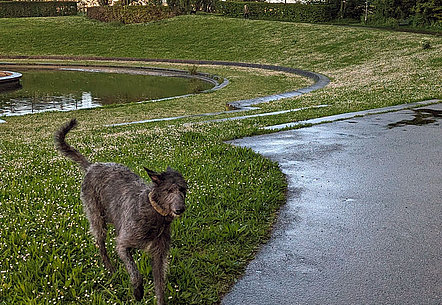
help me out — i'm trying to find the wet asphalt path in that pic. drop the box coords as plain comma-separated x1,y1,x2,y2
223,103,442,305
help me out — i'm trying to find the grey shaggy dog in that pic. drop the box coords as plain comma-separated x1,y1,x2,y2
54,118,187,304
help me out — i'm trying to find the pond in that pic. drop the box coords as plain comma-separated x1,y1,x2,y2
0,66,214,117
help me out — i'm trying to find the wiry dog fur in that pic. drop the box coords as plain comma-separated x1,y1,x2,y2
54,119,187,304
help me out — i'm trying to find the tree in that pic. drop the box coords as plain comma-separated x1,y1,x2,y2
413,0,442,25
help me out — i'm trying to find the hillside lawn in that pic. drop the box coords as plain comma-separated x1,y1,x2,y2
0,15,441,304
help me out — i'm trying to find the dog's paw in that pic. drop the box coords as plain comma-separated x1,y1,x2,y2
134,284,144,301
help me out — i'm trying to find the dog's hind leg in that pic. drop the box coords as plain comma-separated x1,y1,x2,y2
116,241,144,301
82,197,115,272
95,226,115,273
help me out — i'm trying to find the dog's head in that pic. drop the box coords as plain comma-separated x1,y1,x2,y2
145,167,187,218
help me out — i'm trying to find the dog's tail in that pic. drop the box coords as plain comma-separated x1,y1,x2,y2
54,118,91,171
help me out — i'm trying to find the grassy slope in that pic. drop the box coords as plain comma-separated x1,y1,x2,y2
1,15,440,117
0,15,441,305
0,15,438,68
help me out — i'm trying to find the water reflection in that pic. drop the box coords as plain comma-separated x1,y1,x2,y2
0,67,212,117
2,92,102,116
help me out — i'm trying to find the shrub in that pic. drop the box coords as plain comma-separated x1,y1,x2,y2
412,0,442,27
87,4,177,23
365,0,441,28
0,1,77,18
217,1,338,23
421,40,431,49
167,0,217,13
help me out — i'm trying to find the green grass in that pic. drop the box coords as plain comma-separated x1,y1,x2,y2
1,118,286,304
0,15,441,305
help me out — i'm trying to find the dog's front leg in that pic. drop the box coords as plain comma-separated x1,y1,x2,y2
116,244,144,301
151,246,169,305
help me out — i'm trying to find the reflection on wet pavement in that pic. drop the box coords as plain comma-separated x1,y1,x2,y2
388,108,442,128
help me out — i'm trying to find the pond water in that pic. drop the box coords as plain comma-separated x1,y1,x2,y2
0,67,212,117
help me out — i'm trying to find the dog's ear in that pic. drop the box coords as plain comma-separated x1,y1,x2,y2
144,167,161,185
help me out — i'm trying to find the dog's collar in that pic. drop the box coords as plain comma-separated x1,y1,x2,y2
148,192,169,217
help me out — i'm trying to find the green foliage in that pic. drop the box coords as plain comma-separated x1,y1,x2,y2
86,4,177,24
217,1,338,23
167,0,191,12
167,0,218,13
328,0,365,20
366,0,442,28
367,0,414,24
413,0,442,26
0,1,77,18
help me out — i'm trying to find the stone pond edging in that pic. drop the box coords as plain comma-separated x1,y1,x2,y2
0,70,22,96
0,70,22,84
0,56,330,125
0,70,23,122
0,61,229,93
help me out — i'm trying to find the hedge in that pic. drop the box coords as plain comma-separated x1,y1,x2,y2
87,5,177,24
217,1,338,23
0,1,77,18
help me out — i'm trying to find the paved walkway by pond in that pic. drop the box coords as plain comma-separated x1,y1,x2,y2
224,101,442,305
